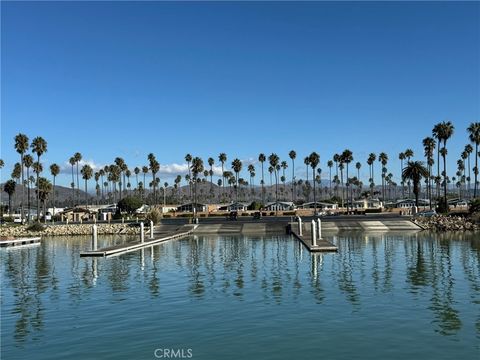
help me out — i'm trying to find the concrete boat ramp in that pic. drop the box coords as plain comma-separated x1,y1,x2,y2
79,217,422,257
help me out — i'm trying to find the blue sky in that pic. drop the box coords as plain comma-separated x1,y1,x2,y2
1,1,479,187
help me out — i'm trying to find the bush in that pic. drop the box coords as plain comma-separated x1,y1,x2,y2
248,201,262,211
469,199,480,214
27,222,45,232
436,201,449,214
283,211,296,216
145,208,162,225
117,196,143,214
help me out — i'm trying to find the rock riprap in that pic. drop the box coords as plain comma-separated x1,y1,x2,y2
0,224,142,237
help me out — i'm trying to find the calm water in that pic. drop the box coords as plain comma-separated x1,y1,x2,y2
1,232,479,360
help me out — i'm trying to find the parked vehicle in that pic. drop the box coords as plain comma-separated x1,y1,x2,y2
416,210,436,217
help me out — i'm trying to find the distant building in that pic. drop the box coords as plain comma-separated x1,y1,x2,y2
60,207,97,222
176,203,207,213
395,199,429,208
448,199,468,208
264,201,295,211
347,199,383,209
300,201,338,210
218,202,249,212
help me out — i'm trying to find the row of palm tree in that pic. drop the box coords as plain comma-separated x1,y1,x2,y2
2,121,479,219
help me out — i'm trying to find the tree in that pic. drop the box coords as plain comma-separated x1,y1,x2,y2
50,163,60,219
422,137,436,209
341,150,353,212
327,160,333,197
14,133,29,223
378,152,388,202
4,180,16,215
117,196,143,214
142,166,149,200
289,150,296,202
31,136,47,222
308,152,320,214
464,144,473,198
36,177,52,223
258,153,266,205
208,157,214,194
148,154,160,204
402,161,429,207
218,153,227,197
185,154,192,198
398,152,406,198
367,153,376,198
267,154,280,208
23,154,33,220
231,158,242,203
114,157,125,199
435,121,455,209
69,156,76,206
190,157,204,216
74,152,82,202
134,167,140,192
81,164,93,207
467,122,480,198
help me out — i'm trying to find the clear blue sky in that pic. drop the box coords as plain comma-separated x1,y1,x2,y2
1,1,479,187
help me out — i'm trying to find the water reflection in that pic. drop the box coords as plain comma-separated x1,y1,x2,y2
1,232,479,347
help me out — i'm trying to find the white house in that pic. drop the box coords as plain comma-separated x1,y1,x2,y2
264,201,295,211
218,202,249,211
300,201,338,210
176,203,207,213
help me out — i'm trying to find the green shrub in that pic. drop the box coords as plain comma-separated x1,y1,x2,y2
145,208,162,225
436,201,449,214
117,196,143,214
27,223,45,232
283,211,296,216
469,198,480,214
248,201,262,211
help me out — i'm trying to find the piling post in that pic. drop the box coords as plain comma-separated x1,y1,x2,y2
298,217,303,236
150,221,154,239
317,218,322,239
311,220,317,247
140,222,144,243
92,224,98,251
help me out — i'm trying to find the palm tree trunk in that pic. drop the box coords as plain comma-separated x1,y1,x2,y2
85,179,88,208
475,143,478,198
20,155,24,223
443,143,448,210
52,176,56,223
36,155,40,222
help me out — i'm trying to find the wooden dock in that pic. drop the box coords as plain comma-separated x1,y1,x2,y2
289,224,338,252
80,225,196,257
0,237,41,247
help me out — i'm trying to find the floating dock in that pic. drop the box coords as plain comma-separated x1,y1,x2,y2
289,225,338,252
0,237,41,247
80,225,196,257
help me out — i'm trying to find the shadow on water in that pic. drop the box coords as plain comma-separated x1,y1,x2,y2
1,231,479,349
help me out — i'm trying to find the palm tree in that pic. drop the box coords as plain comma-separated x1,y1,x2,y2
258,153,266,205
32,161,43,219
23,154,33,220
218,153,227,197
341,150,353,212
398,152,406,198
114,157,125,199
378,152,388,202
280,161,288,197
435,121,455,209
142,166,149,199
268,154,280,210
126,169,132,194
467,122,480,198
36,177,52,223
367,153,376,198
289,150,296,202
308,152,320,214
14,133,29,223
422,137,436,209
81,164,93,207
4,180,16,215
327,160,333,197
231,158,242,203
185,154,192,198
402,161,429,207
190,157,204,216
404,149,414,198
432,123,443,198
247,164,255,198
31,137,47,222
134,167,140,192
148,153,160,204
208,157,214,193
49,163,60,220
73,152,82,202
463,144,473,198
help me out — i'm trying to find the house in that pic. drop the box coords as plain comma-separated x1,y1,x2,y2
60,207,97,222
264,201,295,211
300,201,338,210
348,199,383,209
218,202,249,212
395,199,429,208
176,202,207,213
448,199,468,208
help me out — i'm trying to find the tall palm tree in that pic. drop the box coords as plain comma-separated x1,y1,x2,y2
23,154,33,220
219,153,227,197
36,177,52,223
190,157,204,215
4,180,16,215
231,158,242,203
31,137,47,222
125,169,132,194
422,137,436,209
14,133,29,223
398,152,406,198
308,152,320,214
402,161,429,207
208,157,214,193
467,122,480,198
289,150,296,202
50,163,60,220
268,154,280,210
435,121,455,209
404,149,414,198
247,164,255,198
114,157,125,199
11,163,21,211
134,167,140,192
327,160,333,197
148,154,160,205
280,161,288,197
142,166,149,199
432,123,443,198
185,154,192,198
81,164,93,207
464,144,473,198
73,152,82,202
258,153,266,205
367,153,376,198
378,152,388,202
341,150,353,212
32,162,43,219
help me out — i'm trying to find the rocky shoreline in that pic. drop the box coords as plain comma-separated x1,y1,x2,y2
413,215,479,231
0,224,142,238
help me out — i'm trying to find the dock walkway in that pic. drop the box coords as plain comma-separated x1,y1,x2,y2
289,224,338,252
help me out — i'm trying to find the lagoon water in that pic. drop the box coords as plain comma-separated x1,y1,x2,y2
1,232,479,360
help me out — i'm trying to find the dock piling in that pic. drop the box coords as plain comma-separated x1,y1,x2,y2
150,221,154,239
298,217,303,236
311,220,317,247
140,222,144,243
92,224,98,251
317,218,322,239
